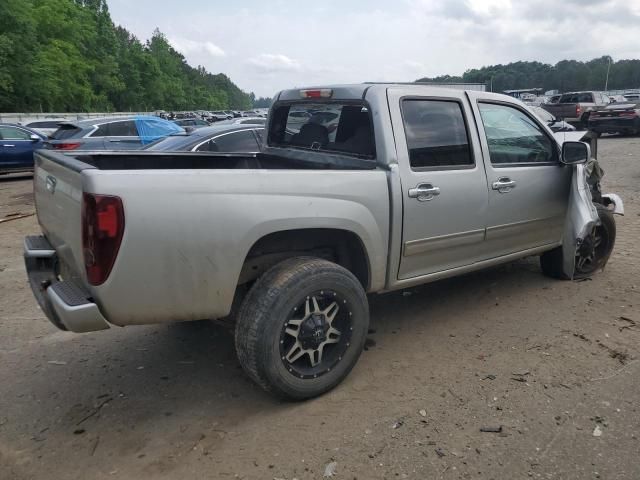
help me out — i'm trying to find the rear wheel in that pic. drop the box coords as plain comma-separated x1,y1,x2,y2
235,257,369,400
541,204,616,279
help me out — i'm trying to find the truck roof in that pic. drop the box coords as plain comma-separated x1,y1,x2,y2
276,83,487,102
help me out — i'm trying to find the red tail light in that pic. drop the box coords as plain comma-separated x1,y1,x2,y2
299,88,333,99
82,193,125,286
576,105,582,116
53,142,81,150
620,110,638,117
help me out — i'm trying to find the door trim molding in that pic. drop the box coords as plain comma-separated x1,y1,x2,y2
386,242,560,292
403,228,485,257
486,215,563,240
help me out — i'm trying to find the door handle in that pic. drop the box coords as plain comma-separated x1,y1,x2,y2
408,183,441,202
492,177,516,193
108,139,122,142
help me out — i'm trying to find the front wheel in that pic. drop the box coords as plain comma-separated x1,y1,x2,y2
541,204,616,279
235,257,369,400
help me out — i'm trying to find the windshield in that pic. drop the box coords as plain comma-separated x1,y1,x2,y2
268,102,374,158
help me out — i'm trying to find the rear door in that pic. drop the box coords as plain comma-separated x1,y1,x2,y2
102,120,142,149
467,93,570,257
388,87,489,279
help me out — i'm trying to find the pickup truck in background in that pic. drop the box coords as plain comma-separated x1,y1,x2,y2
24,85,623,400
542,91,610,128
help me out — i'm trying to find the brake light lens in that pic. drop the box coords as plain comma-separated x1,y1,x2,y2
576,105,582,116
620,110,638,117
82,193,125,286
299,88,333,99
53,142,81,150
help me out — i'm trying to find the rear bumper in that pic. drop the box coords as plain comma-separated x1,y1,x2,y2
24,235,110,333
589,117,640,133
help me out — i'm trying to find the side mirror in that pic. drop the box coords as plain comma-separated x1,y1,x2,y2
30,134,40,142
561,141,590,165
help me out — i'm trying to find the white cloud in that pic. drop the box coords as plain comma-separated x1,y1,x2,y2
168,37,225,58
247,54,302,73
108,0,640,97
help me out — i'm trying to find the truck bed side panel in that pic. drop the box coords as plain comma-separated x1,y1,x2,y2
82,169,390,325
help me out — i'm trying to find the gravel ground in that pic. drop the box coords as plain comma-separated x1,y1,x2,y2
0,136,639,480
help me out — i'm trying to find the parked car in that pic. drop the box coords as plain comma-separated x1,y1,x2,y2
172,118,211,128
217,117,267,126
241,110,262,117
210,111,233,121
542,91,610,128
144,124,264,152
22,118,68,137
0,124,45,174
45,116,184,151
608,95,628,103
529,106,576,132
588,100,640,135
24,84,623,400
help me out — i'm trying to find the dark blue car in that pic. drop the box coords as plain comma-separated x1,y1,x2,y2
0,124,46,174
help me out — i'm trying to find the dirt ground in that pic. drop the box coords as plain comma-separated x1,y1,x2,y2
1,136,639,480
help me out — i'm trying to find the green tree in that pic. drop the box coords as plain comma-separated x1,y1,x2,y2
0,0,252,112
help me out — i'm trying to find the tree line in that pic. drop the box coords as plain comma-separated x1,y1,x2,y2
0,0,253,112
417,57,640,93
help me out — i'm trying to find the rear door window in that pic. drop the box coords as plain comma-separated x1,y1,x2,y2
269,103,375,158
108,121,138,137
401,99,473,169
578,93,594,103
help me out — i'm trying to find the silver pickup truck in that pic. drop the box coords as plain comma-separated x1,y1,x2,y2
25,84,623,400
542,91,610,127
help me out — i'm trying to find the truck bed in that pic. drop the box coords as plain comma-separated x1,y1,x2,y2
69,148,378,171
31,149,390,327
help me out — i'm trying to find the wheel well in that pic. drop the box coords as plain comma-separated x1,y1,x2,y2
238,229,370,290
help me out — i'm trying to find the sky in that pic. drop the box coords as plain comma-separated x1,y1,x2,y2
107,0,640,97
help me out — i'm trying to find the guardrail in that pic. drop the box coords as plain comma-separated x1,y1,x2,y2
0,112,155,124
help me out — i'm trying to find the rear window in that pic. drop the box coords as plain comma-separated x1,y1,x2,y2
50,124,82,140
26,121,62,128
268,103,374,158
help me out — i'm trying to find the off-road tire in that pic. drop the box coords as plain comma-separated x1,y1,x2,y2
540,204,616,280
235,257,369,400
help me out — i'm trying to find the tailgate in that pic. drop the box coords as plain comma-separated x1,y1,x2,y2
33,150,89,283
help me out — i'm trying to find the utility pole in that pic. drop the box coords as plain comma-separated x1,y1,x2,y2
605,56,612,92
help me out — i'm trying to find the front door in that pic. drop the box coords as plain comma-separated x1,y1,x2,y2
0,126,40,169
388,87,490,279
467,93,571,257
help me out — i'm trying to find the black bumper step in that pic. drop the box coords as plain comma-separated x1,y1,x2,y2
50,281,93,307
